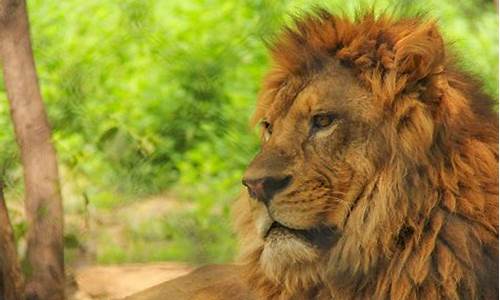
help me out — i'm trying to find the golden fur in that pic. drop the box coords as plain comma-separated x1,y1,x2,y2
234,10,498,300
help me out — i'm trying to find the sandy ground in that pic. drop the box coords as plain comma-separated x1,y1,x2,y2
70,262,193,300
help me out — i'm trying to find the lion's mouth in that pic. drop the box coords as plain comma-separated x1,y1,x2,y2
265,221,338,249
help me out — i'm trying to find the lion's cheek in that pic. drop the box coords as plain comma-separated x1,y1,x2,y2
324,206,348,229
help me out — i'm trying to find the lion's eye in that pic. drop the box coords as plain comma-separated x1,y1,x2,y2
261,120,272,133
260,120,272,141
312,113,335,130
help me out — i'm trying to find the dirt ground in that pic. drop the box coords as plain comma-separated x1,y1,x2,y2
69,262,193,300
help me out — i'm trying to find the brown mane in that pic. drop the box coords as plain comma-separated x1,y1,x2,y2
235,10,498,299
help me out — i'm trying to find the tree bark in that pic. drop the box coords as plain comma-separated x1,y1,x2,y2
0,182,24,300
0,1,65,299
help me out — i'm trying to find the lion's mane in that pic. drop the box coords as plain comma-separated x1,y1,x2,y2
234,10,498,300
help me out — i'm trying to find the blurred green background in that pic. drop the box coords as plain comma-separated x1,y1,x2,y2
0,0,497,267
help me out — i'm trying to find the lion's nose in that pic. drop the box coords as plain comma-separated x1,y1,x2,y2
242,175,292,205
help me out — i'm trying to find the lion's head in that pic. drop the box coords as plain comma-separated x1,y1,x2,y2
234,10,498,299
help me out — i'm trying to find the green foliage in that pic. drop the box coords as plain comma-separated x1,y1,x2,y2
0,0,497,265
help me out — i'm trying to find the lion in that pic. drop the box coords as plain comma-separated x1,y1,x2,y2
235,10,499,300
127,10,498,300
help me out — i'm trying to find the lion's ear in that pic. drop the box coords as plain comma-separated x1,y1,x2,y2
393,23,445,83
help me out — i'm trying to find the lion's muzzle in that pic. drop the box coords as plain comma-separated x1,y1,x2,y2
242,175,292,205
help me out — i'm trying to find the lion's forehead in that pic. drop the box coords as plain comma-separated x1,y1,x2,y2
264,64,377,126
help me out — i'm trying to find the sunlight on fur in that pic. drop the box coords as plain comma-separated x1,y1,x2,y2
234,9,498,300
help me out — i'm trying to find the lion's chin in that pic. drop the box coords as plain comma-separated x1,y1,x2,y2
263,225,321,261
259,224,338,283
260,230,320,282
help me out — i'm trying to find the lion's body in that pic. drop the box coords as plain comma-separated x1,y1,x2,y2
234,11,499,300
125,265,254,300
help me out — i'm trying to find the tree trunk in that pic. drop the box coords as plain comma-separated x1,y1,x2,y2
0,1,65,299
0,182,24,300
